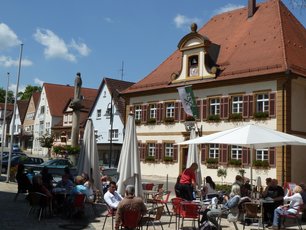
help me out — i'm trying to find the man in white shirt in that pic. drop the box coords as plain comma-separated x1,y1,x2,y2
104,181,123,209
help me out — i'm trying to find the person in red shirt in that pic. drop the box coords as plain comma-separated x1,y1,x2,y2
179,163,198,201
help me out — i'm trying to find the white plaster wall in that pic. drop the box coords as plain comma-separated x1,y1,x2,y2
290,78,306,183
90,84,124,145
132,80,279,182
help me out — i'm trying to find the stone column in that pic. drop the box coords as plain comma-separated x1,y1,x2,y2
69,73,82,165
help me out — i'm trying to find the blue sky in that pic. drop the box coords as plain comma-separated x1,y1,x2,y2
0,0,305,93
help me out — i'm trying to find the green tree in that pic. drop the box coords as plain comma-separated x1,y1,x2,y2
0,87,14,103
38,133,54,158
18,85,42,100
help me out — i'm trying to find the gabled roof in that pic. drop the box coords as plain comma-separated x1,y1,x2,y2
123,0,306,95
90,78,134,122
0,103,14,111
17,99,30,123
43,83,97,117
32,91,41,108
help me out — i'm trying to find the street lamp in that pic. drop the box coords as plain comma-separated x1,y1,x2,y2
104,94,119,168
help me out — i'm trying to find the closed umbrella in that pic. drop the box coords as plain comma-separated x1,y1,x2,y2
77,119,101,193
178,124,306,188
186,128,202,189
117,113,143,197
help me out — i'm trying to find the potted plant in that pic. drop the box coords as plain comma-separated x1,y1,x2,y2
164,117,175,124
228,159,242,167
145,156,155,162
207,114,221,122
163,156,174,163
253,160,269,168
147,118,156,124
206,158,218,168
229,113,242,121
217,168,227,184
254,111,269,120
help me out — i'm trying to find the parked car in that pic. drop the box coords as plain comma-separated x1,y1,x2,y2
12,144,21,152
40,158,73,168
1,155,44,174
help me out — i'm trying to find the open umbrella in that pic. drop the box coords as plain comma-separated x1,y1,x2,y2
186,128,202,189
117,113,143,197
178,124,306,188
77,119,101,193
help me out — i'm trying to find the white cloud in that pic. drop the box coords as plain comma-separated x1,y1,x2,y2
9,83,26,95
33,28,76,62
0,55,32,67
104,17,113,23
34,78,44,86
0,23,21,50
214,4,244,15
173,14,201,29
70,39,91,56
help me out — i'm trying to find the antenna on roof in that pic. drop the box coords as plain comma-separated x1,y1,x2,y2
120,61,124,80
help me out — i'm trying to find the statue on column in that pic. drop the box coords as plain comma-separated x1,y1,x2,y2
70,73,83,154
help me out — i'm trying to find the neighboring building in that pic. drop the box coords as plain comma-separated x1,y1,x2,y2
9,99,29,148
122,0,306,184
22,91,41,152
52,91,98,150
32,83,97,156
89,78,134,167
0,103,13,147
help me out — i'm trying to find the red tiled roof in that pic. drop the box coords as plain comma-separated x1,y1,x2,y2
17,100,29,123
123,0,306,94
43,83,97,117
0,103,14,111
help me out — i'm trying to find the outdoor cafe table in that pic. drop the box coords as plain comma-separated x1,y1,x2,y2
252,198,274,227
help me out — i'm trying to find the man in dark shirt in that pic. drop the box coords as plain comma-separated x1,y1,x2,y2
262,179,284,226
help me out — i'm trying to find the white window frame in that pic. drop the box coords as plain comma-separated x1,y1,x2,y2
164,143,174,157
209,144,219,159
210,98,220,115
232,96,243,114
256,149,269,161
149,104,157,119
165,102,174,118
135,105,142,120
108,129,119,140
231,145,242,160
148,143,156,157
256,94,269,113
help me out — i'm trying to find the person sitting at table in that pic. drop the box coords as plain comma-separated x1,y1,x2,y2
56,174,74,191
41,166,54,191
101,175,110,194
71,175,91,198
179,163,198,201
64,166,74,182
115,185,147,230
81,172,96,202
202,176,218,199
262,178,284,227
31,174,53,201
16,164,32,193
272,185,303,229
104,181,123,209
206,184,241,229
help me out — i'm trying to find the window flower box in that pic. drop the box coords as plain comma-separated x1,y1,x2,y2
185,116,195,121
229,159,242,167
254,112,269,120
147,118,156,124
207,114,221,122
229,113,243,121
163,156,174,163
206,158,218,168
145,156,155,162
135,119,141,125
253,160,270,169
164,117,175,124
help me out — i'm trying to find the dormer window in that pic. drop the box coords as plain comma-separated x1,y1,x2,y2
188,55,199,77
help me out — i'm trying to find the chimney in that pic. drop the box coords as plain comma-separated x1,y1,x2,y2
248,0,256,18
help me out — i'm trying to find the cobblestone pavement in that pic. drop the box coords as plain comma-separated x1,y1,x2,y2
1,175,305,230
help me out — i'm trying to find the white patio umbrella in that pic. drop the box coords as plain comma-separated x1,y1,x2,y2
178,124,306,188
117,113,143,197
77,119,101,193
186,128,202,189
